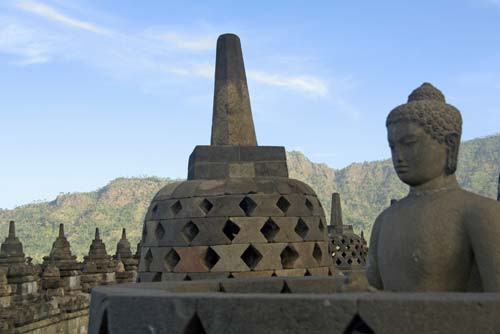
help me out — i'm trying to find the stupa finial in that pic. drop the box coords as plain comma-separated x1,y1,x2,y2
330,193,343,226
122,228,127,240
8,221,15,238
211,33,257,146
95,227,100,240
59,224,65,238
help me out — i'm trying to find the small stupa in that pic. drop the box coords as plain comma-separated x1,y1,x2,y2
42,224,82,294
138,34,333,282
113,228,137,282
328,193,367,271
81,228,115,292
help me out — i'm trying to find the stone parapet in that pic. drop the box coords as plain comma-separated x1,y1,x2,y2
89,277,500,334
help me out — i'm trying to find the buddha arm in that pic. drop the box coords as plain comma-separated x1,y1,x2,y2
366,213,383,290
467,204,500,292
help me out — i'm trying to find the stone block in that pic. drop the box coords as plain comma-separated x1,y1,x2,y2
358,293,500,334
229,270,274,279
195,292,357,334
229,162,256,177
282,193,313,217
220,277,284,293
245,194,285,217
171,180,203,199
195,180,226,197
89,286,199,334
189,145,240,163
254,178,278,194
274,268,307,277
206,195,250,217
239,146,286,162
252,243,288,271
174,246,211,273
153,181,183,201
189,162,229,180
210,244,252,272
287,179,316,196
254,161,289,178
224,178,259,195
226,217,268,244
283,276,344,293
270,217,305,243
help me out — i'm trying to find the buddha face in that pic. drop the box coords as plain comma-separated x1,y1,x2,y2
387,121,447,187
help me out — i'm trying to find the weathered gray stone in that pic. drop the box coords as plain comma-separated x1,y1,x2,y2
211,34,257,146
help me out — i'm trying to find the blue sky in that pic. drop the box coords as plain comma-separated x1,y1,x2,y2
1,0,500,209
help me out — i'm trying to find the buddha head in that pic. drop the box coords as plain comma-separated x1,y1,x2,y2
386,83,462,187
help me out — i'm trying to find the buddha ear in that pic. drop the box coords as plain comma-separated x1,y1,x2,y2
445,133,460,174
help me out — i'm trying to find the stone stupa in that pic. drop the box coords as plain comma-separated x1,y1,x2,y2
138,33,333,282
328,193,367,272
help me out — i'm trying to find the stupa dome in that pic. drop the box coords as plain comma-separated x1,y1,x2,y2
138,34,333,282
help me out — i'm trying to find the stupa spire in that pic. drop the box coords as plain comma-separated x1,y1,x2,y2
497,172,500,201
95,228,100,240
211,33,257,146
330,193,343,226
59,223,65,238
8,220,15,238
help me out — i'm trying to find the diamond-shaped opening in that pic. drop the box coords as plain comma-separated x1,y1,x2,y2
276,196,291,214
280,245,299,269
199,198,214,215
318,219,325,232
294,218,309,239
281,281,292,293
181,221,199,243
344,313,374,334
313,243,322,263
170,200,183,216
357,259,362,264
155,222,165,240
336,258,342,266
222,220,240,241
164,249,180,271
347,259,353,265
240,244,263,270
260,218,280,242
144,249,153,272
341,252,347,258
203,247,220,270
239,196,257,216
183,313,207,334
99,310,109,334
305,198,314,213
152,272,162,282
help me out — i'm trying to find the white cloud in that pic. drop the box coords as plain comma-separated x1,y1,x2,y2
1,1,336,98
15,0,111,35
248,70,328,96
158,32,215,51
0,23,53,64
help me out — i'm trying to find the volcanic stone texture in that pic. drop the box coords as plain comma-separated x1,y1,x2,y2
188,145,288,180
138,178,333,282
89,277,500,334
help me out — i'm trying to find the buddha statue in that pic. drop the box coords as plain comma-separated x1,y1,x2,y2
367,82,500,292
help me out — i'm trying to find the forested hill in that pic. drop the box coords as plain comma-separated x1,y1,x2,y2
1,134,499,261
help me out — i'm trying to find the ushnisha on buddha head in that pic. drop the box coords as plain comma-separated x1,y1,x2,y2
386,83,462,188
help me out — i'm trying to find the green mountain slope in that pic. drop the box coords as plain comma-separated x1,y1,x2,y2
1,134,499,261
